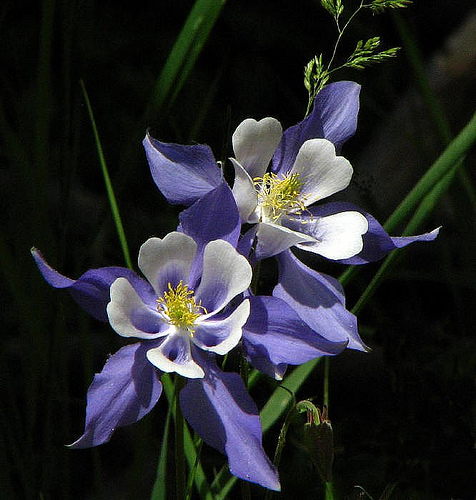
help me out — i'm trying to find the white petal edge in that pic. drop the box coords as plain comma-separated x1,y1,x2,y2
255,222,315,260
194,299,250,355
146,334,205,379
195,240,252,314
232,117,283,180
291,138,353,206
138,232,197,295
296,211,369,260
230,158,259,223
107,277,167,339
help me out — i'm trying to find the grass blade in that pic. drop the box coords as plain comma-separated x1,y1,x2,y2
144,0,227,120
79,79,133,269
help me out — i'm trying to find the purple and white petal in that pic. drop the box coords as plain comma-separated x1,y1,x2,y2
254,222,315,261
290,139,353,205
195,240,252,313
242,296,348,379
287,211,368,260
31,248,155,322
230,158,259,223
107,278,169,339
138,233,197,295
232,117,283,180
179,181,242,255
180,354,280,491
146,333,204,378
272,81,360,174
69,343,162,448
274,250,367,351
143,133,221,206
193,300,250,355
307,202,440,264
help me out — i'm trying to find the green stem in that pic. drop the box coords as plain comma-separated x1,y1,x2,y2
323,357,330,407
174,376,186,500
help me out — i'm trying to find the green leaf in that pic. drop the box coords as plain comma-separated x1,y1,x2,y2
80,80,133,270
150,404,172,500
144,0,227,120
160,375,214,500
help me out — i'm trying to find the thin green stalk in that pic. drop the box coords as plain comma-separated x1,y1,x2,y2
161,375,213,500
79,80,133,269
151,404,173,500
323,357,330,407
174,376,186,500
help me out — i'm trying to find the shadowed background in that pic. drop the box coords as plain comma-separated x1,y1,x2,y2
1,0,475,498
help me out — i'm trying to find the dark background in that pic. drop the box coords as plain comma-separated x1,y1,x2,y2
1,0,475,498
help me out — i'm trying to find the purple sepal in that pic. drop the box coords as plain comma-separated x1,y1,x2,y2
179,182,241,250
143,133,222,206
237,226,258,261
31,248,156,322
274,250,367,351
272,81,360,174
242,295,348,379
307,202,440,265
180,351,280,491
69,342,162,448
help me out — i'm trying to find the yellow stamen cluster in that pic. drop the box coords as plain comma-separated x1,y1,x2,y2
255,172,307,222
157,281,206,335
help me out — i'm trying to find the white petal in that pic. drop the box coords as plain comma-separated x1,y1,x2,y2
193,300,250,355
231,158,260,223
138,232,197,295
232,117,283,179
146,333,204,378
254,222,315,260
107,277,168,339
195,240,252,314
296,211,369,260
291,138,353,206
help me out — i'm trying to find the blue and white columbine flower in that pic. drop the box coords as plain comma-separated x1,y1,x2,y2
143,81,438,264
31,232,280,490
231,118,368,260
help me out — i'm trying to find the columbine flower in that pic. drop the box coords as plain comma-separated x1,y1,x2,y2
231,122,368,260
32,231,280,490
143,80,438,264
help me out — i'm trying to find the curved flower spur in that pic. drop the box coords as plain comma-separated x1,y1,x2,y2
31,232,280,490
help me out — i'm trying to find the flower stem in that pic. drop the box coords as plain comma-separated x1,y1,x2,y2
174,375,186,500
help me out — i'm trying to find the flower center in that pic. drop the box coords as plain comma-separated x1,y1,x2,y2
157,281,206,334
254,172,307,222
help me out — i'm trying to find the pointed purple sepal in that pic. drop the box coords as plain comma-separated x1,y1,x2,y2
31,248,156,322
272,81,360,174
307,202,440,264
180,352,280,491
179,181,241,249
242,295,348,379
143,133,222,206
69,342,162,448
274,250,367,351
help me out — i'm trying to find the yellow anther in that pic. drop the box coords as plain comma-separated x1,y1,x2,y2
254,172,307,222
157,281,207,334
